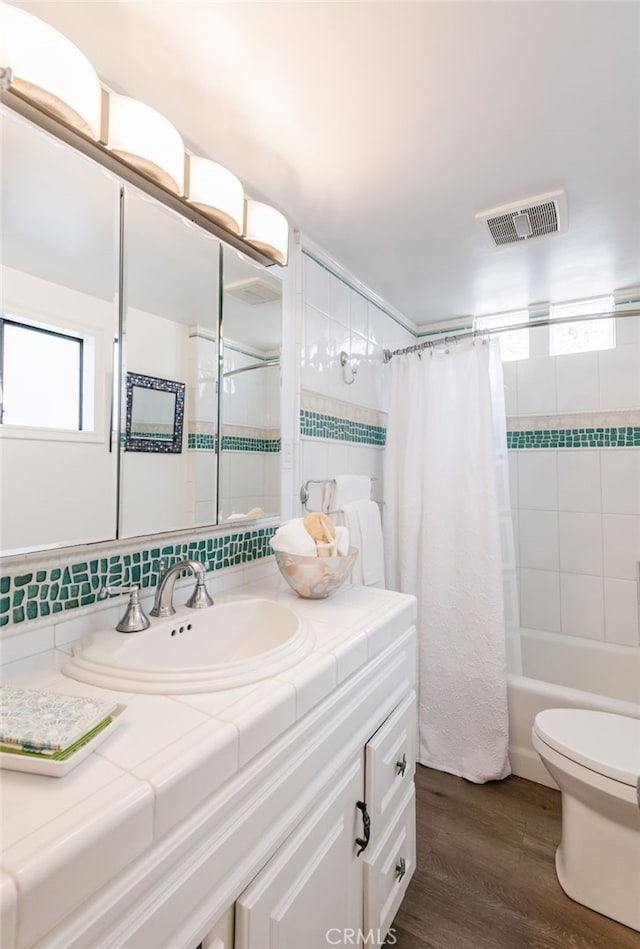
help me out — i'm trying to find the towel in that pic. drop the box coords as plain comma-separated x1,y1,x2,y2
335,525,350,556
340,499,385,587
331,475,371,508
0,687,116,755
270,518,317,556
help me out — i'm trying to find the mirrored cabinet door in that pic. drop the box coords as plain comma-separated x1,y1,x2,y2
218,247,281,522
119,187,220,538
0,107,120,555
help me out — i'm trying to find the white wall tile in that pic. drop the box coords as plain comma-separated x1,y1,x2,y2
559,512,603,575
598,344,640,410
560,573,604,639
557,451,601,512
502,362,518,416
517,356,557,415
603,514,640,580
519,568,561,631
349,290,368,338
555,352,599,411
519,510,559,570
518,452,557,510
303,255,330,314
329,275,350,328
604,578,640,646
508,453,519,509
301,304,334,395
601,451,640,514
615,314,640,345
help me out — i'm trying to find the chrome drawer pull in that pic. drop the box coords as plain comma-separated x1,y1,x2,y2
355,800,370,856
395,857,406,882
396,753,407,776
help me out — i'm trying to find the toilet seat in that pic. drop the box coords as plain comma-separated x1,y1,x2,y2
533,709,640,788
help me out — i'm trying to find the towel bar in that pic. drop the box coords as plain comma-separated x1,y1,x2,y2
300,478,382,514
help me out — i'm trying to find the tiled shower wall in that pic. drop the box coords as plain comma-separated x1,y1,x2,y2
504,314,640,647
297,251,413,508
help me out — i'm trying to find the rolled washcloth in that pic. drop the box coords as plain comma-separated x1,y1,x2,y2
270,518,318,556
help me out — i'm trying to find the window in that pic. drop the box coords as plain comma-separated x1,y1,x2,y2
0,318,83,429
474,310,529,362
549,296,614,356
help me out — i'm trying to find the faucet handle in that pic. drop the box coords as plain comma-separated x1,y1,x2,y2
186,575,214,610
99,585,151,633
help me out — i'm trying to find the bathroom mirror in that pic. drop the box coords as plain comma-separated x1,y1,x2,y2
0,104,283,559
125,372,185,453
218,247,282,522
0,106,120,555
119,186,220,538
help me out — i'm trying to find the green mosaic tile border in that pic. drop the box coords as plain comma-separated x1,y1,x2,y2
300,410,386,446
507,427,640,449
188,433,216,450
221,435,281,453
0,527,276,630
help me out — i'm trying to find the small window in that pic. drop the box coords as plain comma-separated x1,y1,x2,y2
0,318,83,430
475,310,529,362
549,296,614,356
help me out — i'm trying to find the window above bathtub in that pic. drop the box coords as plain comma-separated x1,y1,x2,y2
549,296,615,356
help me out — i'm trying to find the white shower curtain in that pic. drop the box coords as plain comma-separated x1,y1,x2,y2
384,340,511,783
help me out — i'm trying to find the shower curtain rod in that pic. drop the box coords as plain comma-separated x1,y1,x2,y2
223,358,280,378
382,307,640,363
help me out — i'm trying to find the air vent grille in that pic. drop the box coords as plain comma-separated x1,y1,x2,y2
225,277,280,305
476,190,567,248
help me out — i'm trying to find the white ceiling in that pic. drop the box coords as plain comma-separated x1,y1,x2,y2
11,1,640,328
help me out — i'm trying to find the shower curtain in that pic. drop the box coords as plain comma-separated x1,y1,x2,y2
384,340,511,783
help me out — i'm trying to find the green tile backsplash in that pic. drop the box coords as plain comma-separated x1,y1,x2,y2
507,427,640,449
0,527,276,630
300,409,386,446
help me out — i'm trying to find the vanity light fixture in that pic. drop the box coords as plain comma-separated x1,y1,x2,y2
104,92,185,195
244,200,289,267
0,1,289,266
0,3,102,139
186,155,245,235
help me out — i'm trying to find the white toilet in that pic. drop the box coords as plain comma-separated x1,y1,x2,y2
532,708,640,932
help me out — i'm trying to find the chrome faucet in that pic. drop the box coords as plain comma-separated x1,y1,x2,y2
150,560,214,618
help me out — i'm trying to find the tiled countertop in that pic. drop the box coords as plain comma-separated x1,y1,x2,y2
0,576,416,948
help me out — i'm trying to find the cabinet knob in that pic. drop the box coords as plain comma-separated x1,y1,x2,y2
395,857,407,882
396,753,407,776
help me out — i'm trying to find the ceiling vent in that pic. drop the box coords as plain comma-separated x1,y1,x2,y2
475,189,568,247
225,276,280,305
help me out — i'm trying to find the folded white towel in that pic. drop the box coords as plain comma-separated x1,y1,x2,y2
340,500,385,587
270,518,317,556
335,525,350,556
331,475,371,508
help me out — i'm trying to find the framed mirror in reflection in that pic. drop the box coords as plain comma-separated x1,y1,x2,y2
125,372,185,453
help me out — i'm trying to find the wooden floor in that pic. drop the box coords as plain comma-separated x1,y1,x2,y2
387,765,639,949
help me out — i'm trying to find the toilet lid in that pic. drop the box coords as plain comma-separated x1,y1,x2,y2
533,709,640,788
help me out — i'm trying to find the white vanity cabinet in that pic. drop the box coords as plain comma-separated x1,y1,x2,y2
233,690,417,949
1,590,417,949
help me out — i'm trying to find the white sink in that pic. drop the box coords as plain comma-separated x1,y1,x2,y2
63,598,314,693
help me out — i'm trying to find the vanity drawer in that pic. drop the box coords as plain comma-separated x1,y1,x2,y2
365,689,416,828
363,783,416,945
202,905,234,949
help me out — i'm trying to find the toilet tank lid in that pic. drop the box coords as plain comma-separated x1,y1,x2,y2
533,709,640,787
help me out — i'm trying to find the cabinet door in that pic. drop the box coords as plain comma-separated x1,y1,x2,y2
235,755,364,949
365,690,416,831
363,784,416,946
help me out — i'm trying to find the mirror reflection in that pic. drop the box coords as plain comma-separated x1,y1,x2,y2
219,248,282,522
119,188,220,538
0,107,119,555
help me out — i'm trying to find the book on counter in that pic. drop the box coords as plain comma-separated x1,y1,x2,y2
0,686,125,776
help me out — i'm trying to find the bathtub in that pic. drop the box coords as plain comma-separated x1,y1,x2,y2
506,627,640,787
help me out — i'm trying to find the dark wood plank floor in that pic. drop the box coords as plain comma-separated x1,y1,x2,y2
388,765,639,949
